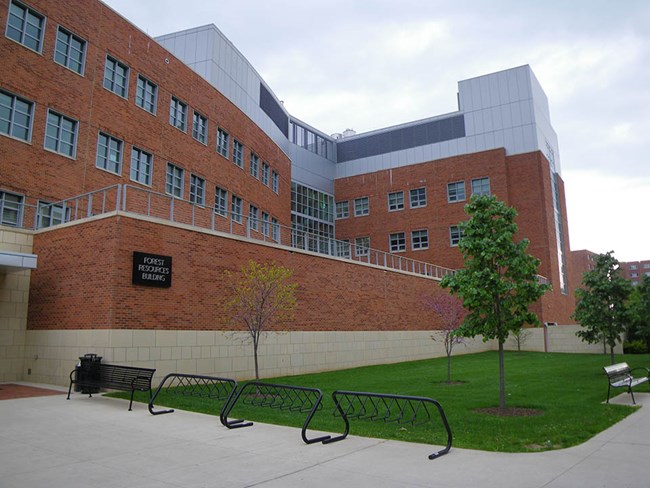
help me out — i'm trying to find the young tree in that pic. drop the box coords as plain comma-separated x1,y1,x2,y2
573,252,631,364
440,195,550,409
424,292,467,383
510,327,533,352
628,275,650,351
225,260,297,380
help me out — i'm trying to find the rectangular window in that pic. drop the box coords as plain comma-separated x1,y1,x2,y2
354,197,369,216
631,272,639,278
165,162,184,198
44,110,77,158
450,225,464,246
231,195,242,223
447,181,466,203
37,201,69,228
410,187,427,208
389,232,406,252
136,75,157,114
630,265,638,270
271,217,280,242
250,153,259,179
412,229,429,250
471,177,490,196
0,89,33,141
0,190,23,227
272,171,279,193
214,187,228,217
103,55,129,98
336,201,349,219
190,174,205,205
54,26,86,75
192,111,208,144
355,236,370,256
261,212,270,236
337,240,351,258
644,264,650,269
217,128,229,158
261,162,270,186
130,147,152,185
169,96,187,131
96,132,122,174
249,204,259,231
388,191,404,211
6,0,44,52
233,140,243,167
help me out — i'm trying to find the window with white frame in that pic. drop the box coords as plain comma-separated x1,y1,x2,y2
644,264,650,269
232,140,243,167
261,212,270,236
136,75,157,114
231,195,242,223
337,240,351,258
165,162,184,198
0,89,33,141
631,272,639,278
271,217,280,242
449,225,464,246
96,132,122,174
272,171,279,193
214,187,228,216
103,55,129,98
192,111,207,144
54,26,86,75
217,128,229,158
355,236,370,256
250,153,259,179
630,264,637,269
37,201,69,228
0,190,23,227
45,110,77,158
6,1,44,52
471,177,490,196
169,96,187,131
130,147,152,185
409,187,426,208
389,232,406,252
412,229,429,250
189,174,205,205
388,191,404,211
336,201,349,219
354,197,369,216
447,181,466,203
249,204,259,231
261,162,270,186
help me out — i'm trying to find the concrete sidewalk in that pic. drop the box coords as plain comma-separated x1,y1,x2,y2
0,385,648,488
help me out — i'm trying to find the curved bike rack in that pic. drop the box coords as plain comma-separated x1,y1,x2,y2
148,373,238,416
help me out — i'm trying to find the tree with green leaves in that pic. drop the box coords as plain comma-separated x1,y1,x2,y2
573,252,632,363
441,194,550,409
225,260,298,380
627,275,650,351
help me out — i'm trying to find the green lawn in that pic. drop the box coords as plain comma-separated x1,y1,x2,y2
111,351,649,452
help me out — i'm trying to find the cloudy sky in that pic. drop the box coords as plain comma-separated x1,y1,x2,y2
104,0,649,262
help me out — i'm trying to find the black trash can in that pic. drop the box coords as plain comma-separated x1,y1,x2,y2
75,353,102,394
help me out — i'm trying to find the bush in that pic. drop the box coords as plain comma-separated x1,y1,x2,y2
623,339,648,354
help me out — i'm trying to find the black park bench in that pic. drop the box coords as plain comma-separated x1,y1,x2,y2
603,362,650,405
67,363,156,411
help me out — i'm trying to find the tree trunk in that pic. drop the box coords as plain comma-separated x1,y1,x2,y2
253,339,260,381
499,339,506,409
447,353,452,383
610,345,615,365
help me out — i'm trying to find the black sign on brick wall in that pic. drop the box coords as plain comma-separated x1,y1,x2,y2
132,252,172,287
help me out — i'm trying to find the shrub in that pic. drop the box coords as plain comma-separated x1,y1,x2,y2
623,339,648,354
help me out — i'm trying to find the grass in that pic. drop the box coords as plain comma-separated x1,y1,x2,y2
109,351,649,452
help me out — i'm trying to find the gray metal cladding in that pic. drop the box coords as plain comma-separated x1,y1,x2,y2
259,83,289,137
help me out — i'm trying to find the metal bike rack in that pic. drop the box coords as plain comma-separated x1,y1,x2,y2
148,373,238,416
331,390,453,459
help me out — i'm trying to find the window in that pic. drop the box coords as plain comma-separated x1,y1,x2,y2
0,89,33,141
261,212,270,236
250,153,259,178
214,187,228,216
644,264,650,269
645,272,650,277
354,197,369,216
217,128,229,158
54,26,86,75
388,191,404,211
192,111,207,144
169,96,187,131
136,75,157,114
337,240,351,258
272,171,279,193
233,140,243,167
130,147,152,185
261,162,270,186
165,162,184,198
389,232,406,252
0,191,23,227
410,188,427,208
231,195,242,223
249,205,259,231
103,55,129,98
471,177,490,196
37,201,69,228
412,229,429,250
355,236,370,256
630,264,638,270
450,225,464,246
447,181,466,203
96,132,122,174
6,1,44,52
271,217,280,242
336,201,349,219
190,174,205,205
631,272,639,278
44,110,77,158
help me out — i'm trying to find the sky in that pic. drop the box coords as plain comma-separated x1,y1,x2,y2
103,0,649,262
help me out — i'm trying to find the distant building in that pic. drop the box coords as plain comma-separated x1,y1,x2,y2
620,260,650,287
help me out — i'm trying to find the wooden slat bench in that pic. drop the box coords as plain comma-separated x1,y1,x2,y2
67,363,156,410
603,362,650,404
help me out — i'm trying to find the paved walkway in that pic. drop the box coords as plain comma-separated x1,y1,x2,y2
0,383,648,487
